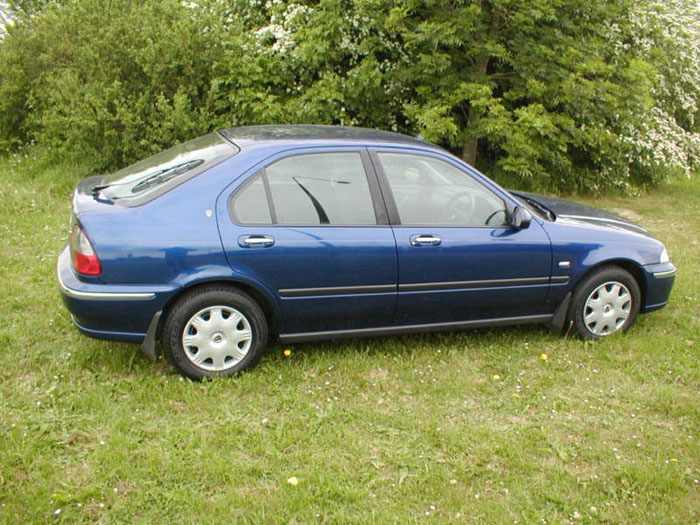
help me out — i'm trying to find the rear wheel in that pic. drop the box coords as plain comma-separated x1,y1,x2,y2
568,266,641,339
162,286,268,379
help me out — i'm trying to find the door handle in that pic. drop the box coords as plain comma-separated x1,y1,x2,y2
410,234,442,247
239,235,275,248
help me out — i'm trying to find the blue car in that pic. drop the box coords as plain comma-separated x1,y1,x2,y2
57,126,677,379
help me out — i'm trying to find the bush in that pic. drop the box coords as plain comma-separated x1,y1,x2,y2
0,0,222,170
0,0,698,193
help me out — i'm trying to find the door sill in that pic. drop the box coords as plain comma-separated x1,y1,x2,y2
279,314,552,343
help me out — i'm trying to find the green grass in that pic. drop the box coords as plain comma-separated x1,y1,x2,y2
1,153,699,523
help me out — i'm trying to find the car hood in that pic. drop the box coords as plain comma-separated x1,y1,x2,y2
509,190,649,235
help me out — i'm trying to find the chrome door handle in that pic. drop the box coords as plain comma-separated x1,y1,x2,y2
239,235,275,248
410,234,442,247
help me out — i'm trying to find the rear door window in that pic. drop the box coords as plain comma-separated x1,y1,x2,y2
230,152,378,226
230,175,273,225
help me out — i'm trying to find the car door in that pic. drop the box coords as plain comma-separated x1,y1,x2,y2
217,148,398,335
370,148,553,325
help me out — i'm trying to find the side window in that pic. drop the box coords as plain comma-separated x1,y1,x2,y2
230,174,272,225
266,152,376,225
230,152,377,226
377,152,508,226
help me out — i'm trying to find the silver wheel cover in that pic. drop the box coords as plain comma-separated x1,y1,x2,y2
181,305,253,371
583,281,632,336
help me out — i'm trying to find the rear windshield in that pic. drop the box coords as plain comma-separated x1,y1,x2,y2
99,133,237,204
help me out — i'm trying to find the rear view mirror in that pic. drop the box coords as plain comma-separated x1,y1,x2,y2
510,206,532,229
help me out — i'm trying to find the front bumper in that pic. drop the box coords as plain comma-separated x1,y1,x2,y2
57,246,177,342
641,261,677,313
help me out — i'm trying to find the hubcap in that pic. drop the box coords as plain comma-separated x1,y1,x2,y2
583,281,632,336
182,305,253,371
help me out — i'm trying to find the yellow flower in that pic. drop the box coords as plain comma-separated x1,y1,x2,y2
670,458,678,462
540,353,548,361
492,374,501,381
287,476,299,486
513,393,520,398
283,349,292,357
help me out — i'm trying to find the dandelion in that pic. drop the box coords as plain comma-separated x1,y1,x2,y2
283,349,292,357
540,353,548,361
287,476,299,486
492,374,501,381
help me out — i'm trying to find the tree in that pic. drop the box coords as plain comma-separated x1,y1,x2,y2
0,0,697,193
211,0,698,193
0,0,225,166
0,1,14,39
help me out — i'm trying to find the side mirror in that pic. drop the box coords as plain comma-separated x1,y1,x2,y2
510,206,532,229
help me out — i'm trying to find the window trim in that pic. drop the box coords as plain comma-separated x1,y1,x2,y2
368,148,511,228
228,149,390,227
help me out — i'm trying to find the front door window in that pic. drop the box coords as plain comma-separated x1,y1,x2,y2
377,152,507,227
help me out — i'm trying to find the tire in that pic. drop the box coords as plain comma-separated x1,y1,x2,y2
162,286,268,380
568,265,641,340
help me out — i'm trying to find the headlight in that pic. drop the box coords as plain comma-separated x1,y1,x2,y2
660,247,670,263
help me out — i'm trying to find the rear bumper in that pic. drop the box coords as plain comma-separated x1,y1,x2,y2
57,246,177,341
641,262,677,313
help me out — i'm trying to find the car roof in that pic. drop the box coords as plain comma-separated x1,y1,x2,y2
218,125,438,151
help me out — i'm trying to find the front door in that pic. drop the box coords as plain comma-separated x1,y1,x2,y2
371,149,552,325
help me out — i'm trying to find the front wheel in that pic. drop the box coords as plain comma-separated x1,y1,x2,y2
162,286,268,379
568,266,641,340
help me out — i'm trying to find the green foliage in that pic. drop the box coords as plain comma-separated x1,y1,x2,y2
0,0,222,169
0,0,698,192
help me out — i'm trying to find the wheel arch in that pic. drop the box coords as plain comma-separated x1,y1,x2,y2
574,258,647,307
157,278,280,344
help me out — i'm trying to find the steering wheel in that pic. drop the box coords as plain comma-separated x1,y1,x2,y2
444,191,476,224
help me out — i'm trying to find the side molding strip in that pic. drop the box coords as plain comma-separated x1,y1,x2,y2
279,284,396,297
280,277,561,298
550,276,570,284
399,277,550,292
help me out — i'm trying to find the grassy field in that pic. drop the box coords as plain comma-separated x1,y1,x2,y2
0,153,698,524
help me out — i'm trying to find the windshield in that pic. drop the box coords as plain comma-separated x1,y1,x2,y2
100,133,236,203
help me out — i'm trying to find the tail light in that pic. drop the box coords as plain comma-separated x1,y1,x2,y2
70,224,102,276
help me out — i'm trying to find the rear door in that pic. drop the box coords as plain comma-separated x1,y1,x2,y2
370,149,553,325
217,148,398,335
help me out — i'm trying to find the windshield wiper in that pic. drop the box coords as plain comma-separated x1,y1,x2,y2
131,159,204,194
514,193,555,221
